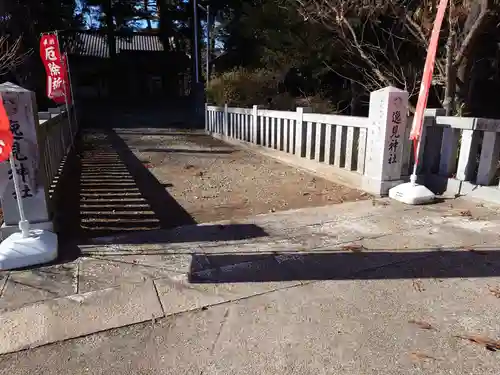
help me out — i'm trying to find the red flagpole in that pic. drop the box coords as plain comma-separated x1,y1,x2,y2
409,0,449,173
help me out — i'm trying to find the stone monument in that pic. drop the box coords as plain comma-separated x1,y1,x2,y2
362,86,409,195
0,82,53,238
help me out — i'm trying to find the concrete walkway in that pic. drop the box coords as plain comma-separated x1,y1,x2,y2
1,198,500,374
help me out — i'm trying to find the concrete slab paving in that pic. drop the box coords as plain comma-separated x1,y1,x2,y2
79,241,203,256
154,272,300,316
3,252,498,374
0,197,500,373
0,309,225,375
0,263,77,312
359,223,500,251
202,255,500,375
0,280,163,355
78,255,190,293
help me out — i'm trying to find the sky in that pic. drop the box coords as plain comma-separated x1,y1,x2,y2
75,0,159,29
74,0,218,48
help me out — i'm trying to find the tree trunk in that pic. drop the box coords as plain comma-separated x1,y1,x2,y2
144,0,152,30
450,0,491,115
349,81,362,115
443,3,457,116
103,0,117,96
208,11,216,79
455,56,473,115
443,26,456,115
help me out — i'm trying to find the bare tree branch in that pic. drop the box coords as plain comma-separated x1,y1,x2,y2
0,35,29,76
452,0,490,68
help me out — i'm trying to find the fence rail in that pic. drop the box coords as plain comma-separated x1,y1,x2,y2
38,106,78,215
207,101,500,203
206,104,370,179
414,115,500,189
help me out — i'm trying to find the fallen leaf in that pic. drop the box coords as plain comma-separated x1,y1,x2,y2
412,280,425,292
409,351,437,362
454,334,500,352
488,286,500,298
408,320,435,330
459,210,472,217
341,244,364,253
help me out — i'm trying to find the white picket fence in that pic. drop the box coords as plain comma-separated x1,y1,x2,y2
207,104,370,176
206,103,500,203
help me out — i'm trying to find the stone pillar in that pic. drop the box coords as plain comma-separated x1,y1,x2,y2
362,86,409,196
251,105,260,144
223,103,229,137
204,103,209,133
294,107,312,158
0,82,53,238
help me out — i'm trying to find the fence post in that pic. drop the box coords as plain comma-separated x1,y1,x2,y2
439,119,460,177
0,82,54,238
294,107,312,158
456,129,480,181
362,86,409,196
204,103,209,133
252,105,259,144
224,103,229,137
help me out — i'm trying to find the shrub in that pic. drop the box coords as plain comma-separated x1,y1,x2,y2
206,67,335,112
207,68,281,108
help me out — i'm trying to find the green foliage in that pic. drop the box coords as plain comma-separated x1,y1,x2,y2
206,67,335,112
207,68,282,107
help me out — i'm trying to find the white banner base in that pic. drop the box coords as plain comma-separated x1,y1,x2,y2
389,181,436,205
0,229,58,270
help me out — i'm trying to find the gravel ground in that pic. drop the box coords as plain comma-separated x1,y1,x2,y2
55,127,370,241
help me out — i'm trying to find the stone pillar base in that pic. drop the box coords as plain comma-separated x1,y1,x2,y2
1,221,54,241
361,177,406,197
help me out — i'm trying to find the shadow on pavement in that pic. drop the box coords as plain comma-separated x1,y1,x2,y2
189,248,500,282
54,127,196,249
137,148,234,154
106,129,196,228
86,222,268,246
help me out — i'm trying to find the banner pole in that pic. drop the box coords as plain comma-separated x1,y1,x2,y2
408,0,450,184
64,52,78,141
387,0,449,205
8,152,30,238
55,31,73,151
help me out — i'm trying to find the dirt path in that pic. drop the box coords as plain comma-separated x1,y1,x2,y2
55,127,370,242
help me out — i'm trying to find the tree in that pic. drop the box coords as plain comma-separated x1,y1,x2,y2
1,0,82,95
442,0,497,115
290,0,500,114
0,36,26,77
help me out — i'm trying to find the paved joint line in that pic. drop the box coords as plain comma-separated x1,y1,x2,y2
152,279,166,317
160,281,304,321
82,220,435,257
0,273,10,298
88,255,187,274
200,307,230,375
190,223,440,277
73,261,80,294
